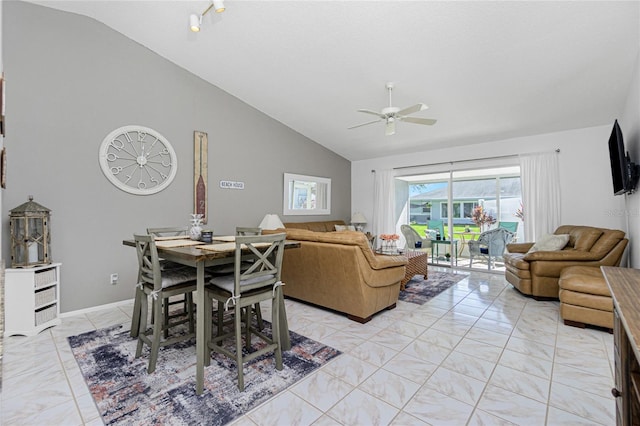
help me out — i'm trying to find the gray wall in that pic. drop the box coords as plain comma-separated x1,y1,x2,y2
3,1,351,312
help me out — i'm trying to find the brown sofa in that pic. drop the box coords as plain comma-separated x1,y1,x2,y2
504,225,627,299
276,221,407,323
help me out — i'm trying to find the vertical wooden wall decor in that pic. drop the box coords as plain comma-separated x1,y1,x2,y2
194,131,208,224
0,74,5,136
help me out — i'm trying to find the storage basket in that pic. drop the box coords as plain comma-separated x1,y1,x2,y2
34,268,57,288
35,287,56,307
35,304,57,325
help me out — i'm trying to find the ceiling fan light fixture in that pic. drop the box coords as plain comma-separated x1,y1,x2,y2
189,14,201,32
348,83,437,135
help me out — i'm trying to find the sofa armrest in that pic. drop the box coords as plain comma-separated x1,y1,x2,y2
523,249,602,262
507,242,534,253
369,254,408,270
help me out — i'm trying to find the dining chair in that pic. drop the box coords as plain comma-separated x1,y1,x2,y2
135,226,191,338
133,234,202,373
208,226,266,336
204,232,287,391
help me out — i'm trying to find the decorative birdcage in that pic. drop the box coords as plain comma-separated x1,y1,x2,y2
9,196,51,268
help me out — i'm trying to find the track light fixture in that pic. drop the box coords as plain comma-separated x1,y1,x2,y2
189,14,201,32
189,0,225,33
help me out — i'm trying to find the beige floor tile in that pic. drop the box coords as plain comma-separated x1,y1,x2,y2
326,389,399,426
359,368,421,408
477,385,547,425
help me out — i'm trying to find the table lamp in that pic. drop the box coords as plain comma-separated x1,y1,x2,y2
259,213,285,230
351,212,367,232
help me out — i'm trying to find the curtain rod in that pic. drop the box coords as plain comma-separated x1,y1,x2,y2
389,148,560,171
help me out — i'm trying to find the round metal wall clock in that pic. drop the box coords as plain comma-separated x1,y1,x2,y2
99,125,178,195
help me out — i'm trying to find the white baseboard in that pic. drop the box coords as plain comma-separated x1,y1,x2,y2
59,298,134,318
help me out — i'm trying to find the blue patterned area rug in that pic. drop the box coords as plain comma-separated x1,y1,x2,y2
68,322,341,425
399,271,468,305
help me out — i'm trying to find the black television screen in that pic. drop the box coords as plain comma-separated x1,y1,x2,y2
608,119,639,195
609,120,627,195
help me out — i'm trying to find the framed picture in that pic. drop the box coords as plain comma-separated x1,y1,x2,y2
1,147,7,189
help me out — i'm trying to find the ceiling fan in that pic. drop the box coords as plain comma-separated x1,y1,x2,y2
348,82,437,136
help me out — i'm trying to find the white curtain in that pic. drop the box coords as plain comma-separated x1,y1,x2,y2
519,151,561,241
372,169,397,243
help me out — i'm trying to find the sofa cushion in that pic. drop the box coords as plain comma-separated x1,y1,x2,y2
559,266,610,297
565,227,603,251
284,220,346,232
527,234,569,253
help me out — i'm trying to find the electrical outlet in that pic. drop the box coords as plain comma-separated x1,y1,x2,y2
110,273,118,285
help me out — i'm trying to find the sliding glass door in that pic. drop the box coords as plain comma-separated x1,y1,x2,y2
402,166,522,271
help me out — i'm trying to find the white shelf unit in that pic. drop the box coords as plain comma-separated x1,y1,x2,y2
4,263,62,336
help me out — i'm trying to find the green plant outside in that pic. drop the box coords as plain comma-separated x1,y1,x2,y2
410,223,480,240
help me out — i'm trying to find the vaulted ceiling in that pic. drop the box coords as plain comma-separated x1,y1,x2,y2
26,1,640,161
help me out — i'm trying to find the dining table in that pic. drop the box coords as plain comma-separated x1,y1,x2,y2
123,236,300,395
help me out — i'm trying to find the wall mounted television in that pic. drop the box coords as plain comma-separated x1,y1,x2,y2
608,119,639,195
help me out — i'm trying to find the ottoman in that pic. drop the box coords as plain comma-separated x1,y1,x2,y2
401,251,428,291
558,266,613,331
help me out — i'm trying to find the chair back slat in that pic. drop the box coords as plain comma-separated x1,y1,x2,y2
134,234,163,291
233,233,286,294
236,227,262,236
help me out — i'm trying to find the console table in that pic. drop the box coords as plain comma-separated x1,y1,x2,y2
602,266,640,425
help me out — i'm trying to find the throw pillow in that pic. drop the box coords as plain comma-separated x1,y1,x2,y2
527,234,570,253
334,225,356,232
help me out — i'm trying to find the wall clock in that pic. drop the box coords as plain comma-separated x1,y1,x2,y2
99,125,177,195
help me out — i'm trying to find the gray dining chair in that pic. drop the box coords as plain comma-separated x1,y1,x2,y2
143,226,192,338
204,232,287,391
208,226,267,338
133,234,200,373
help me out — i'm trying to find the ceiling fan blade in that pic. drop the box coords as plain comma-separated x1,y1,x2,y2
400,116,438,126
348,119,382,130
357,109,386,118
396,103,428,117
385,120,396,136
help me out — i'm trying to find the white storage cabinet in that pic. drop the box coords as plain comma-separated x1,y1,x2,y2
4,263,62,336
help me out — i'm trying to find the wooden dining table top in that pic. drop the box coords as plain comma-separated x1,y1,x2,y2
121,238,301,262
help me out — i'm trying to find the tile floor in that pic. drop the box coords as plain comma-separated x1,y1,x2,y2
0,267,615,425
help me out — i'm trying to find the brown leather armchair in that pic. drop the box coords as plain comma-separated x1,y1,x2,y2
503,225,627,299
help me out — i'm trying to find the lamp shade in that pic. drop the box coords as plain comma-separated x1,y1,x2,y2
351,212,368,224
259,214,284,230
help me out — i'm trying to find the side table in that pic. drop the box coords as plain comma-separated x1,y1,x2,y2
401,251,429,290
430,239,459,267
